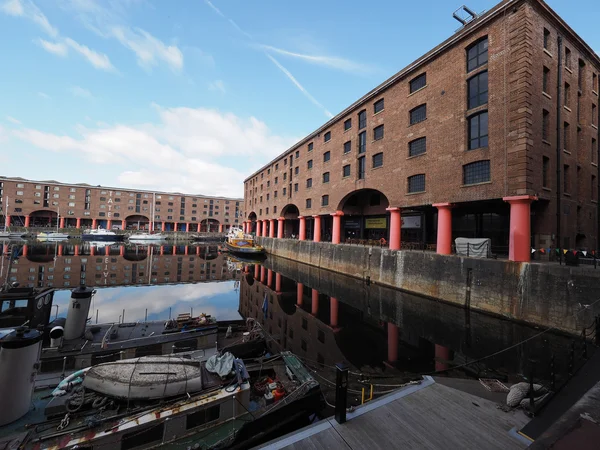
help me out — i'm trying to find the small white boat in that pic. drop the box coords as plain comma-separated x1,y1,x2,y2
0,231,27,239
128,232,166,242
37,232,69,241
82,227,124,241
83,356,204,400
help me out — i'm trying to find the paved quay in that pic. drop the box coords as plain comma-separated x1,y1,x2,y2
256,376,530,450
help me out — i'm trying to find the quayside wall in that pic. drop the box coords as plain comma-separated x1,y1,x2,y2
257,237,600,336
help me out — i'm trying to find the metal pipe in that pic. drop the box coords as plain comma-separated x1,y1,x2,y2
556,35,563,263
122,309,125,323
597,89,600,253
95,309,98,324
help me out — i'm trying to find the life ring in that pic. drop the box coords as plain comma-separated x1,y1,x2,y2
380,238,387,246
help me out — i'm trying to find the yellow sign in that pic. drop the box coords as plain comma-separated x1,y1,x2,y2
365,217,387,229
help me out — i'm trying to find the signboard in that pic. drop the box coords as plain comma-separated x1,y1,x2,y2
401,216,421,229
344,218,361,229
365,217,387,229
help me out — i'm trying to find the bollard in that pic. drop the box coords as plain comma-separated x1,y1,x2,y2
335,362,349,424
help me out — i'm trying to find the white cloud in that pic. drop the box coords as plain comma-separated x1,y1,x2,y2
204,0,224,18
208,80,226,94
1,0,58,37
12,105,297,197
70,85,93,99
64,37,115,71
259,44,374,74
38,92,51,99
5,116,22,125
110,26,183,71
37,38,68,57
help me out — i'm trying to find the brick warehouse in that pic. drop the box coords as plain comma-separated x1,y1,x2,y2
242,0,600,261
0,176,243,233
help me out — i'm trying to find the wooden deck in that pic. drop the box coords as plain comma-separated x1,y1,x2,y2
257,377,531,450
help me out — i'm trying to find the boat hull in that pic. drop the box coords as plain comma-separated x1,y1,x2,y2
225,242,266,255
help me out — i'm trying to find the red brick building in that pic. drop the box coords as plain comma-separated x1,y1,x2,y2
243,0,600,259
0,176,243,233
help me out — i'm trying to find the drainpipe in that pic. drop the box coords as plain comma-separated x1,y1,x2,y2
556,35,563,262
597,88,600,253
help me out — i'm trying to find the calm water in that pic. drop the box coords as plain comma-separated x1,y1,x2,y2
2,240,578,401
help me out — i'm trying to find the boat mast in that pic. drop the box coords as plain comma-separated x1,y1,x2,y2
57,207,60,232
4,197,9,229
151,192,155,233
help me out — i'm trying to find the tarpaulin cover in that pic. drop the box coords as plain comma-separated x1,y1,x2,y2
206,352,235,378
454,237,491,258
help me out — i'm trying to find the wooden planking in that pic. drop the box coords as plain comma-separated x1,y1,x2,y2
273,382,529,450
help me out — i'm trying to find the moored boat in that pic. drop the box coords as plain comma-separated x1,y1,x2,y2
36,232,70,241
128,232,166,242
82,227,125,241
225,227,266,256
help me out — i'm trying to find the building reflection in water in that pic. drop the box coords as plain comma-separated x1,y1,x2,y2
237,260,575,398
1,242,241,324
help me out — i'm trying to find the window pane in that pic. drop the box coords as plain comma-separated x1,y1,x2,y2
344,141,351,154
409,137,426,157
323,151,330,162
358,157,366,179
410,73,426,93
322,195,329,206
358,110,367,129
410,104,427,125
324,131,331,142
358,132,366,154
372,152,383,168
374,99,384,113
463,160,491,185
343,165,351,177
323,172,330,183
468,111,488,150
344,119,352,130
374,125,384,141
408,174,426,193
468,71,488,109
467,37,488,72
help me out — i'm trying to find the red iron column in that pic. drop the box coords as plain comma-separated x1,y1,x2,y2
503,195,537,262
299,216,306,240
24,216,30,228
269,219,276,237
297,283,304,305
433,203,453,255
311,289,319,315
262,220,267,237
277,218,284,238
313,216,321,242
330,297,339,327
331,211,344,244
386,207,401,250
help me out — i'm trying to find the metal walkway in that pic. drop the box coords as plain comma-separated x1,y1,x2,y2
256,376,530,450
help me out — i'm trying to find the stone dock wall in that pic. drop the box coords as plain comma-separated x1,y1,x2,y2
257,237,600,335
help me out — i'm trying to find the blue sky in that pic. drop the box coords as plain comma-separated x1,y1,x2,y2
1,0,598,197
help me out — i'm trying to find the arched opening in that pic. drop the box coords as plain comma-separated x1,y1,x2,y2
124,215,150,231
247,212,257,234
337,189,390,241
280,204,300,238
30,210,58,228
200,219,219,233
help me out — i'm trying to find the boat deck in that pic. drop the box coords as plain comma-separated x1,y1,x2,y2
256,377,530,450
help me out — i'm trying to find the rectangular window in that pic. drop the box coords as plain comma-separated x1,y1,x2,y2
565,47,572,69
373,125,384,141
593,175,597,201
543,66,550,93
283,187,287,196
323,151,330,162
344,118,352,131
358,110,367,129
543,109,550,141
372,152,383,168
322,195,329,206
306,178,312,188
564,164,570,193
294,183,298,192
374,98,384,114
358,131,366,154
593,104,597,126
463,160,491,185
343,165,351,177
295,150,300,158
594,73,598,92
468,111,488,149
323,172,330,183
308,142,313,152
467,37,488,72
408,174,426,193
579,59,585,90
343,141,351,154
468,71,488,109
324,131,331,142
564,82,570,107
564,122,570,151
307,160,313,169
306,198,312,209
295,166,299,175
543,28,550,50
593,138,598,164
410,104,427,125
543,156,550,188
409,137,426,157
409,73,427,93
358,157,366,180
274,190,278,198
